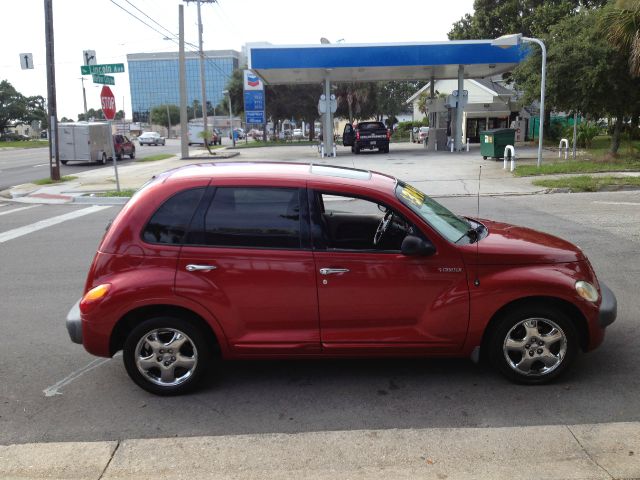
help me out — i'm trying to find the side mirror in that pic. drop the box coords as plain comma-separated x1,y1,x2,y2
401,235,436,256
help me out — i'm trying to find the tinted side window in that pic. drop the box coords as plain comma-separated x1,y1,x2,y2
143,187,206,244
203,187,301,249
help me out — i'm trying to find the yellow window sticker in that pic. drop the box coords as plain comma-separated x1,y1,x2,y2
400,185,425,207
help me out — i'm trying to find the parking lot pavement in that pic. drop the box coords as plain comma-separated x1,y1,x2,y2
4,143,547,203
3,423,640,479
1,147,639,478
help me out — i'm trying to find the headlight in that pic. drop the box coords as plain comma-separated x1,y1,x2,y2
576,281,599,302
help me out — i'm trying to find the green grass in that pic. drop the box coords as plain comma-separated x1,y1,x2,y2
515,135,640,177
99,189,137,197
514,159,640,177
136,153,174,162
33,175,77,185
230,140,318,149
532,175,640,192
0,140,49,149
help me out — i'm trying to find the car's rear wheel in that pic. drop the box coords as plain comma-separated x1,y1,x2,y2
123,317,212,395
130,148,135,159
61,160,68,165
488,305,578,384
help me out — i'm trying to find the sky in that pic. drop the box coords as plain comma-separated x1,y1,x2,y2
1,0,475,120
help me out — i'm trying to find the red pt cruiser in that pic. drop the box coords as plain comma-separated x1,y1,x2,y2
66,163,616,395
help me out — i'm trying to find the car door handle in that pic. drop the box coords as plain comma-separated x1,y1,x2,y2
319,268,349,275
185,264,217,272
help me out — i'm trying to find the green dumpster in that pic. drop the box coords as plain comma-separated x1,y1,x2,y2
480,128,516,160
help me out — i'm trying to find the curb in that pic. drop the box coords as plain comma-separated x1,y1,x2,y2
2,423,639,479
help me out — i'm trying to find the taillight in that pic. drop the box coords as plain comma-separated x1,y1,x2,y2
356,131,360,141
386,129,391,140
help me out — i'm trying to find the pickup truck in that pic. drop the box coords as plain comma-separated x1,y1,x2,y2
342,121,390,154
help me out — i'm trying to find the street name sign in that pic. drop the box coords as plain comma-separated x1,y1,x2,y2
81,63,125,75
92,74,115,85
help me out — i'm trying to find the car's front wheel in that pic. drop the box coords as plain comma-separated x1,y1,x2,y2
123,317,212,395
488,305,578,384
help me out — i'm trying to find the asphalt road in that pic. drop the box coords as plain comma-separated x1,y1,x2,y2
0,139,181,191
0,190,638,445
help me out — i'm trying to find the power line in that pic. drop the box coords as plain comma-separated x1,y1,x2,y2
109,0,233,82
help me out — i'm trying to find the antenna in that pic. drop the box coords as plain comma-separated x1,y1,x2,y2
474,166,482,287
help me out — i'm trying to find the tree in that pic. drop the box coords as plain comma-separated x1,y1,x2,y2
335,82,377,123
602,0,640,78
150,104,180,130
515,8,640,153
0,80,27,132
373,81,420,123
78,108,104,121
448,0,607,40
601,0,640,138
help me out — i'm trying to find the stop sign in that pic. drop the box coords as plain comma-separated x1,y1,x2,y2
100,86,116,120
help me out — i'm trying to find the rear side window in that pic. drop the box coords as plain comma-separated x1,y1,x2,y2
202,187,301,249
142,187,206,244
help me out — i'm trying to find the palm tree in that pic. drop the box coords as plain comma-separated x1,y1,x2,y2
602,0,640,77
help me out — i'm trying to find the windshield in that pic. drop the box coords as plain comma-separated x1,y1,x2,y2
395,181,472,243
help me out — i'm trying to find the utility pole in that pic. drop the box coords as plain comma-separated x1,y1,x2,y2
184,0,217,146
44,0,60,181
178,4,188,159
79,77,87,117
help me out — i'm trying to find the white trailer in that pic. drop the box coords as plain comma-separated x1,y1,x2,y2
58,122,112,165
188,122,214,145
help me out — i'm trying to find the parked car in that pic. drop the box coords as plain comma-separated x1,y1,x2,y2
212,128,222,146
414,126,430,143
113,134,135,160
66,162,616,395
292,128,304,140
343,121,390,153
138,131,166,146
248,128,263,140
0,132,30,141
230,128,245,140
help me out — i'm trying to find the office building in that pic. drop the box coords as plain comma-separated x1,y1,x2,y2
127,50,240,123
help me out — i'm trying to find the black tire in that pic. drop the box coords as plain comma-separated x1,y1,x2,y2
483,156,487,160
100,153,107,165
123,316,212,396
488,305,579,385
116,149,122,161
130,148,135,159
61,160,68,165
354,144,360,154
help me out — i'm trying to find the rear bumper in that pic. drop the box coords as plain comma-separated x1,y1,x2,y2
356,139,389,149
599,282,617,328
66,300,83,344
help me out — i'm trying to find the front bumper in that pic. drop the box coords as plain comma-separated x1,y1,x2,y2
599,282,617,328
66,300,83,344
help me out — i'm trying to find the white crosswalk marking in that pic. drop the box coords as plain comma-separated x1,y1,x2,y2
0,205,41,217
0,205,111,244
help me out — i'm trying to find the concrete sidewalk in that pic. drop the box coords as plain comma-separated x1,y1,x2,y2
2,143,551,204
2,423,639,479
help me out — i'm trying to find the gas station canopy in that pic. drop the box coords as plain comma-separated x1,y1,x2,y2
248,40,527,84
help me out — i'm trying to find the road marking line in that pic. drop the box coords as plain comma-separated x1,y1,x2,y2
0,205,110,243
593,201,640,206
43,356,116,397
0,205,41,217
